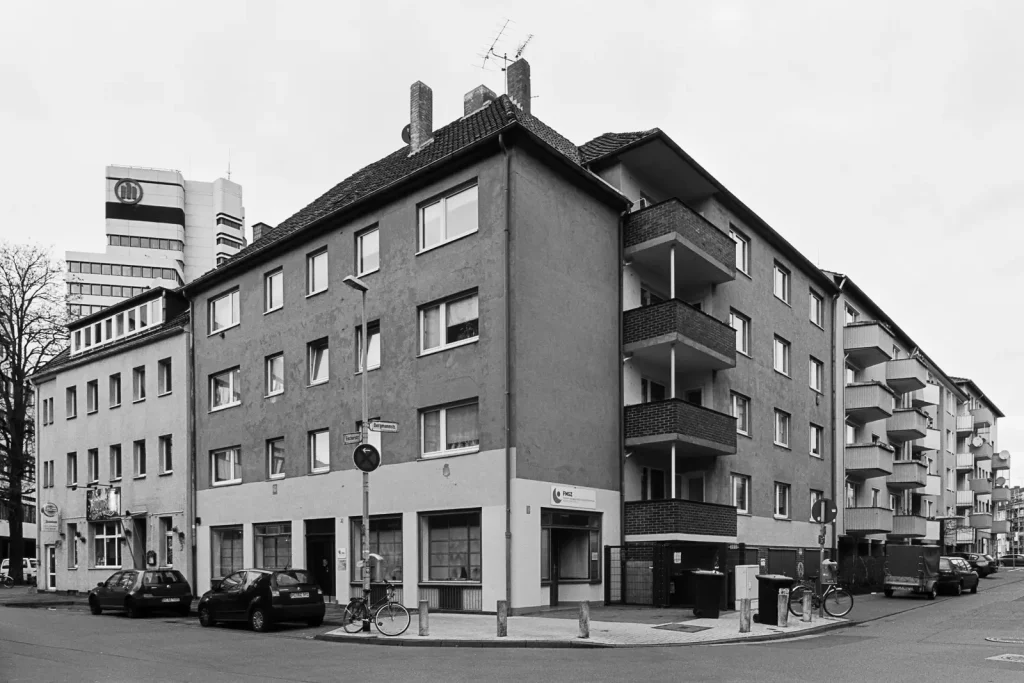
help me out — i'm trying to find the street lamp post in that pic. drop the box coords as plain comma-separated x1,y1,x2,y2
343,275,370,631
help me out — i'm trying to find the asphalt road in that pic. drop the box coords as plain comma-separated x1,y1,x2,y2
2,572,1024,682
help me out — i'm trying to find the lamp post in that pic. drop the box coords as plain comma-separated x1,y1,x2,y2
343,275,371,631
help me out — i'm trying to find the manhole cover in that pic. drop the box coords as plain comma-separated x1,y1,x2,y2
653,623,711,633
986,637,1024,645
988,654,1024,664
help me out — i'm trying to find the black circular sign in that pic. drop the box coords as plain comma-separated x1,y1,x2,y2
353,444,380,473
811,498,837,524
114,178,144,204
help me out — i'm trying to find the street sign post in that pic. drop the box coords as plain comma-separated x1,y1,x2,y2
810,498,837,620
368,420,399,433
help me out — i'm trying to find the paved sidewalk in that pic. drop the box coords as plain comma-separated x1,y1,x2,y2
0,586,87,607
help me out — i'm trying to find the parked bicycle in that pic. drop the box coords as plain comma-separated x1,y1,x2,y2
788,576,854,618
1,574,14,589
341,578,410,636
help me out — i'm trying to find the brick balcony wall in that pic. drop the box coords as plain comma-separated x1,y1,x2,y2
625,499,738,537
623,300,735,359
624,399,737,448
624,199,736,271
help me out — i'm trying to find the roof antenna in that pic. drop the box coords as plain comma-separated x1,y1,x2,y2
227,149,232,181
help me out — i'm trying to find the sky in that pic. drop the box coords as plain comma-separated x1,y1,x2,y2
1,1,1021,485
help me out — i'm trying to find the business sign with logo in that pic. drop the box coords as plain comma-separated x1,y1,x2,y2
41,503,59,533
550,485,597,510
86,487,121,521
114,178,144,204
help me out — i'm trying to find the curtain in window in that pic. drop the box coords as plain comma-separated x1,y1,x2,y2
214,451,233,481
422,306,440,349
255,524,292,570
269,441,285,476
446,296,478,342
423,410,440,453
445,404,478,450
213,374,232,406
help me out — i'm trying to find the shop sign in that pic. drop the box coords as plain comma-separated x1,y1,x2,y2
41,503,59,533
550,485,596,510
87,486,121,521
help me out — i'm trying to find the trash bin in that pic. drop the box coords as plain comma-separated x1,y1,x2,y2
753,574,795,626
691,570,725,619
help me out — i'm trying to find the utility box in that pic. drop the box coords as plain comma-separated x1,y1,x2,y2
735,564,760,610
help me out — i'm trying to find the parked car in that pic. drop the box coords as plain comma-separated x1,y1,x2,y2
982,555,999,574
0,558,38,584
937,556,979,595
952,552,996,577
1000,553,1024,567
197,569,325,632
88,569,193,618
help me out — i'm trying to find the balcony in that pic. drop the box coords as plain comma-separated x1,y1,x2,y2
623,200,736,291
844,322,896,368
955,527,976,544
956,415,975,433
887,460,928,489
889,515,928,538
886,357,928,395
992,450,1011,472
912,383,940,408
971,406,995,428
844,507,894,535
970,437,993,461
970,512,993,529
956,490,974,507
845,382,895,424
886,408,929,442
992,487,1010,503
924,475,942,497
955,452,974,470
625,399,736,457
912,428,941,453
992,519,1010,534
623,301,736,373
970,477,992,495
624,499,737,541
845,443,895,479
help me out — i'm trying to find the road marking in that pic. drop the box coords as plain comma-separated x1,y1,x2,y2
987,654,1024,664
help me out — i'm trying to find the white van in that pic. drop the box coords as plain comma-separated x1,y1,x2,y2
0,557,38,582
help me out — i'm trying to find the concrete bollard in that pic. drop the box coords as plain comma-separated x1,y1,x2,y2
739,598,751,633
497,600,508,637
777,588,789,627
578,601,590,639
418,600,429,636
801,592,812,623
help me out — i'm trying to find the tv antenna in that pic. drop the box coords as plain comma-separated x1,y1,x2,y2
476,21,534,94
226,149,232,181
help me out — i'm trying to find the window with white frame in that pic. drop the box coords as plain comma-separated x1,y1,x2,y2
109,374,121,408
66,452,77,486
419,184,478,251
845,423,856,445
774,482,791,518
159,435,172,474
732,474,751,514
212,447,241,486
420,291,479,354
356,321,381,371
306,248,328,295
871,488,880,507
357,227,379,275
132,366,146,402
94,522,122,568
773,336,791,376
210,367,241,410
308,338,329,385
158,358,172,395
809,356,824,392
809,290,824,327
264,269,283,313
421,400,480,458
810,489,823,520
773,263,791,303
309,429,330,473
265,353,284,396
730,310,750,355
810,423,823,457
109,444,122,481
268,438,285,479
729,226,749,274
66,386,77,419
88,448,99,483
845,305,859,325
67,523,78,568
209,289,240,333
732,392,750,435
133,439,146,478
774,409,790,447
86,380,98,414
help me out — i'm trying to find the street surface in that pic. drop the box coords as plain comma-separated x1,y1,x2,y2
2,571,1024,682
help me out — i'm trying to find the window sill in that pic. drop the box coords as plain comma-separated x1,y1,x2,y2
774,295,792,308
736,511,751,516
210,402,241,413
810,321,824,331
774,443,791,450
133,399,146,404
737,269,752,281
212,480,241,488
270,474,285,481
737,431,752,439
159,471,173,477
264,306,283,316
357,267,380,278
415,228,478,256
419,446,480,461
773,515,792,521
134,475,146,480
774,370,791,379
109,404,121,410
417,580,482,586
209,322,240,337
811,388,823,396
158,391,172,398
810,453,823,459
310,468,330,476
111,477,122,483
418,337,479,358
265,391,284,399
354,366,381,376
736,350,751,359
307,380,329,388
66,415,77,421
87,410,98,416
306,289,328,299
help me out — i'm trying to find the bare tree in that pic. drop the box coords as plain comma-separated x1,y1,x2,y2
0,242,68,585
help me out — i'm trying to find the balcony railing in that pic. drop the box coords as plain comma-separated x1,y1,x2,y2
844,322,896,368
912,383,940,408
992,450,1011,471
992,488,1010,503
622,300,736,371
912,428,941,453
886,408,928,442
970,512,993,529
624,399,737,457
889,515,928,538
970,437,993,461
970,477,992,494
992,519,1010,534
971,406,995,428
844,507,894,535
887,460,928,489
845,443,895,479
886,357,928,395
845,382,895,424
956,490,974,507
624,499,738,539
955,452,974,470
956,415,975,433
955,527,975,544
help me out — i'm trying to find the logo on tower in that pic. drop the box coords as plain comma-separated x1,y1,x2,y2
114,178,144,205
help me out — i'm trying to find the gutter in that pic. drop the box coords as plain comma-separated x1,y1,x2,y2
618,208,627,548
499,133,513,610
187,301,198,589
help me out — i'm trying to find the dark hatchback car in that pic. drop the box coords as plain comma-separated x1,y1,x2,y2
937,556,979,595
89,569,193,618
197,569,325,632
1000,553,1024,567
952,552,996,577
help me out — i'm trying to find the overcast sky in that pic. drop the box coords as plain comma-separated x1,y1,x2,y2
2,1,1021,485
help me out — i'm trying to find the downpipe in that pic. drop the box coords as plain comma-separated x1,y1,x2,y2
499,133,513,610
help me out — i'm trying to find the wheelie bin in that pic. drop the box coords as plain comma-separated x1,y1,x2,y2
753,574,795,625
691,570,726,618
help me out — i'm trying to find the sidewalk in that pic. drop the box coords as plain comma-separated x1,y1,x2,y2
0,586,87,608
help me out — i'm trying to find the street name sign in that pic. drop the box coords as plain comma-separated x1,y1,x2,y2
343,432,362,445
368,420,399,433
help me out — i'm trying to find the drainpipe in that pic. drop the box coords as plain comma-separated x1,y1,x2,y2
618,209,627,547
498,133,513,610
187,300,198,589
831,277,847,561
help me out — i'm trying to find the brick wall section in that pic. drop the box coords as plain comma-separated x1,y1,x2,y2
624,399,737,449
623,300,735,360
624,199,736,273
625,499,738,537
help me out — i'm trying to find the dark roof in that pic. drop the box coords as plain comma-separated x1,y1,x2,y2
578,130,658,164
951,377,1005,418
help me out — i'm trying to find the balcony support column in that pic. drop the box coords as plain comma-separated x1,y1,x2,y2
670,444,677,499
670,343,676,398
669,244,676,299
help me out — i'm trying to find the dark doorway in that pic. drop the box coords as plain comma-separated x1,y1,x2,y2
305,518,336,600
542,510,602,607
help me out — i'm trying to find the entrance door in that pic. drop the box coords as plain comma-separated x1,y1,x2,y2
549,531,561,607
46,546,56,591
305,519,336,601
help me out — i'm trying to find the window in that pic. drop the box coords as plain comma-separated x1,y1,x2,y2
210,367,241,410
810,424,823,457
810,490,824,520
420,291,479,353
67,452,78,486
109,445,122,481
773,263,791,303
209,289,240,332
730,226,749,274
540,510,602,583
211,447,241,486
86,380,98,414
43,460,53,488
160,517,174,567
66,386,77,419
267,438,285,480
809,357,824,392
133,440,146,478
730,310,750,355
357,227,380,275
265,354,284,396
306,248,328,295
640,378,666,403
109,374,121,408
308,338,329,385
732,393,750,435
845,364,856,385
211,526,243,578
871,488,880,507
845,481,861,508
154,358,172,395
421,401,480,458
159,435,172,474
88,449,99,483
351,516,403,582
67,523,79,569
309,429,330,473
809,291,824,327
732,474,751,514
264,269,283,312
41,397,53,425
420,511,481,581
773,336,791,376
774,483,791,519
419,184,479,251
774,410,791,447
94,522,122,568
132,366,146,402
356,321,381,372
845,305,859,325
254,523,292,571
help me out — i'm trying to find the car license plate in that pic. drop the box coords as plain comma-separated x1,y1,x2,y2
292,592,309,599
162,598,179,603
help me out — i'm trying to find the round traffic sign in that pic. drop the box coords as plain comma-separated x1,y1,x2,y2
353,444,380,473
811,498,837,524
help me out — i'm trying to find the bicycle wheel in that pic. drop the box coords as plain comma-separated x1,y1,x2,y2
788,585,810,617
341,601,370,634
374,602,411,636
823,588,853,617
1,575,13,589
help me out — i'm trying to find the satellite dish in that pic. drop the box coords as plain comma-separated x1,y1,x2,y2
999,450,1010,460
972,436,984,448
401,124,411,144
996,476,1006,487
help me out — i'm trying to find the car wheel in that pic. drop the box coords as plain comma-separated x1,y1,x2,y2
927,586,937,600
125,599,142,619
884,589,894,598
954,582,963,596
198,606,215,627
250,607,270,633
89,597,102,615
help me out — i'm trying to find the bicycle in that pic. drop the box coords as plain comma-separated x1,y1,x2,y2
1,574,13,589
788,576,854,618
341,578,411,636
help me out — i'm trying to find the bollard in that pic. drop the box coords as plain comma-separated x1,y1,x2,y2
801,591,812,623
739,598,751,633
497,600,508,637
777,588,789,627
578,601,590,639
418,600,429,636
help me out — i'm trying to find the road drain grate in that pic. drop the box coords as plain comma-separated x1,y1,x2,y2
988,654,1024,664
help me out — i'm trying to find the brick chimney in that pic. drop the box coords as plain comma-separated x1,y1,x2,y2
463,85,497,116
251,221,272,242
507,59,531,115
410,81,433,153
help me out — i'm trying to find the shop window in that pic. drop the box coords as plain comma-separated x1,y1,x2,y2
254,522,292,570
541,510,601,584
351,516,403,582
420,511,481,582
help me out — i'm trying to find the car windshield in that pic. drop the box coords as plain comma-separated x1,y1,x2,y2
273,570,314,587
143,570,185,585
